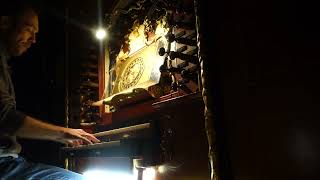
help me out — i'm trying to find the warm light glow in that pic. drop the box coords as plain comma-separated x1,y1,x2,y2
154,17,169,37
116,16,169,62
128,21,147,56
95,28,107,40
133,167,156,180
157,165,166,174
83,170,135,180
143,167,156,180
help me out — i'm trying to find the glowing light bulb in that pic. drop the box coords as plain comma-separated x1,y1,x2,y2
95,28,106,40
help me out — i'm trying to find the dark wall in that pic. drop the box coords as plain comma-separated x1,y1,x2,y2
204,0,320,179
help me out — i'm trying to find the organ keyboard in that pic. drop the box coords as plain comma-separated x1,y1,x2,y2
93,122,150,137
60,122,161,166
61,140,121,152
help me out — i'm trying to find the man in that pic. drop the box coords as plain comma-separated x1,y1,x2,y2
0,2,100,179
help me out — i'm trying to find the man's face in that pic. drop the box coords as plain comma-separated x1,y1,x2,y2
8,9,39,56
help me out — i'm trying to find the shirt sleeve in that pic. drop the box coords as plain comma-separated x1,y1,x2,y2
0,67,26,135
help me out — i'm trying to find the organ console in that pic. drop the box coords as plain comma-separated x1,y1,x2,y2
62,0,210,179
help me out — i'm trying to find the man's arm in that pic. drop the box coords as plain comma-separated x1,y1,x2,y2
0,67,26,136
16,116,100,146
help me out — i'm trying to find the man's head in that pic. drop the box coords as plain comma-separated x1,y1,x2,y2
0,3,39,57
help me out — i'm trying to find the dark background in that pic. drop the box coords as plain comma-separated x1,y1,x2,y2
204,0,320,179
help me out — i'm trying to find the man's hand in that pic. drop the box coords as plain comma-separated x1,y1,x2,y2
56,128,100,147
16,116,100,147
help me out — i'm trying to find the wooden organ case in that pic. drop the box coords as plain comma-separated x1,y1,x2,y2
61,0,210,179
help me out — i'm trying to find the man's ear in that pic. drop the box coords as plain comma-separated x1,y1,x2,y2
0,16,10,30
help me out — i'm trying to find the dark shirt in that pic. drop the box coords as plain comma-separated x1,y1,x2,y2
0,44,26,157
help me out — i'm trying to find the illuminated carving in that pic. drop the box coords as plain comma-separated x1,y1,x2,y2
119,57,145,91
